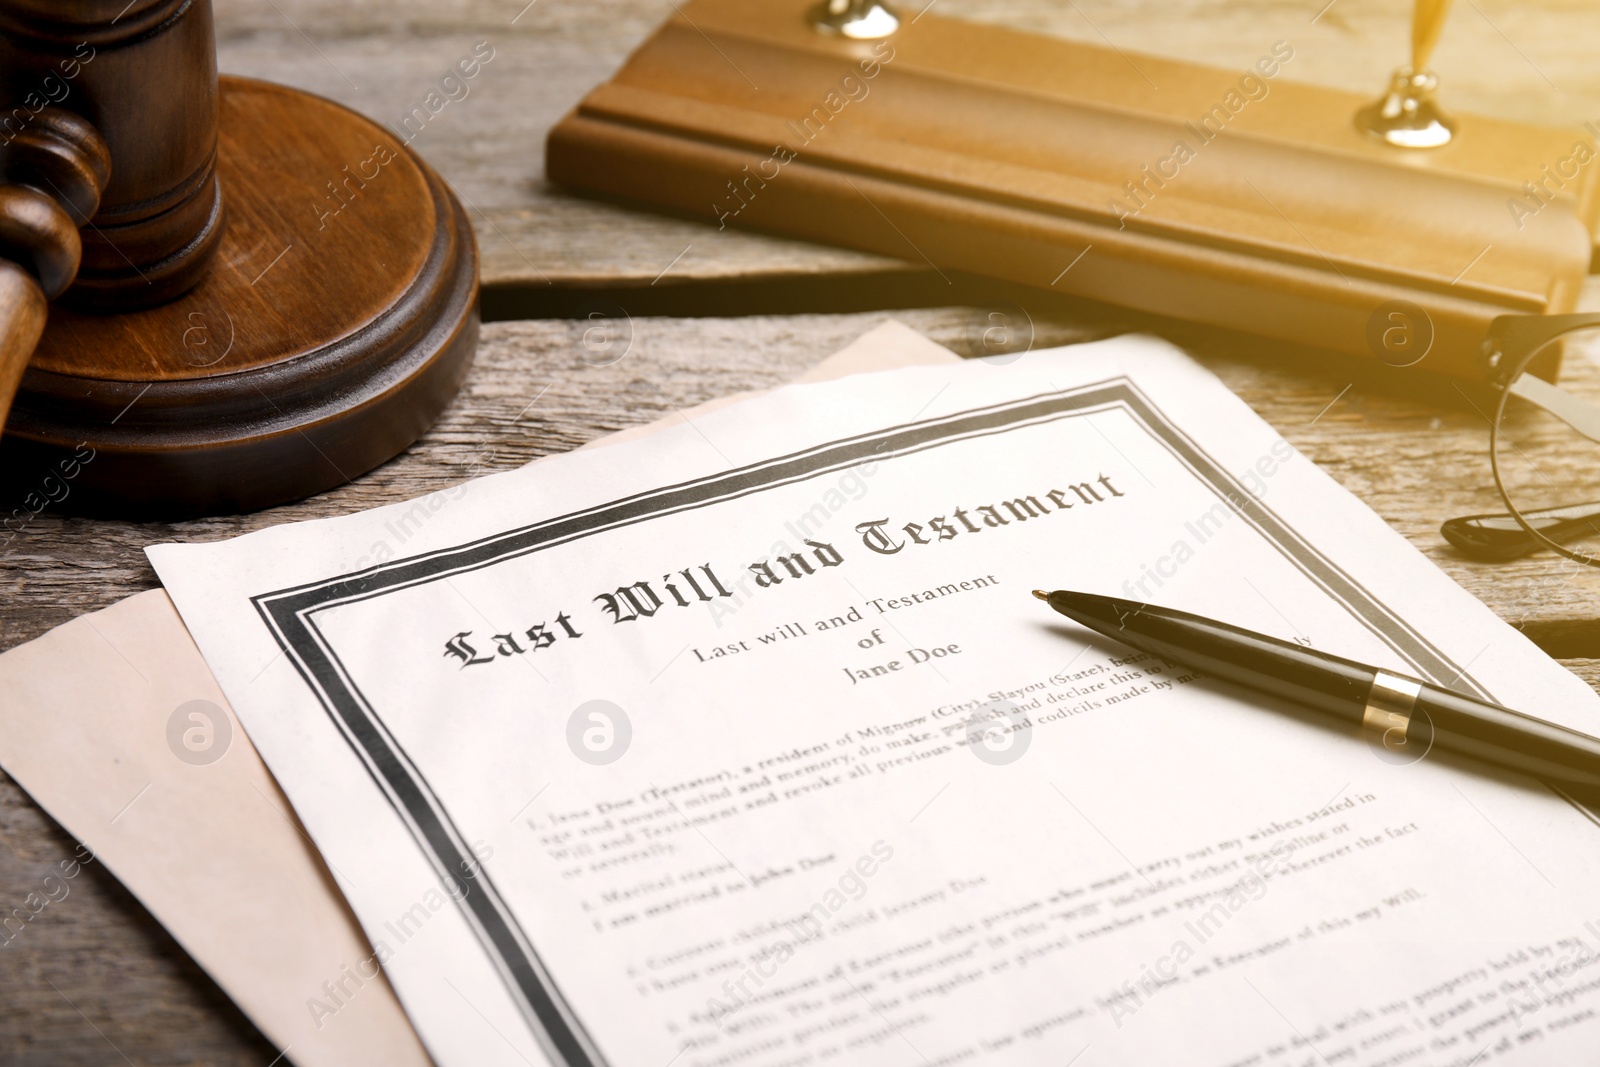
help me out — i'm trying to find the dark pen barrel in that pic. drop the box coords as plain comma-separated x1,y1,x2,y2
1412,686,1600,798
1039,588,1600,808
1043,589,1375,722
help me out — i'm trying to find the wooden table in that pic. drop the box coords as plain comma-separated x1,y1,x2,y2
7,1,1600,1062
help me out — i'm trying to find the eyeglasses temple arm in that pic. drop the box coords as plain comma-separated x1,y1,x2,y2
1506,374,1600,445
1488,313,1600,376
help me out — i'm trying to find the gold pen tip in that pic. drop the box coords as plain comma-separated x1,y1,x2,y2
1032,589,1051,601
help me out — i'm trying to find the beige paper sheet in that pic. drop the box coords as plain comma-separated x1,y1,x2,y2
0,320,959,1067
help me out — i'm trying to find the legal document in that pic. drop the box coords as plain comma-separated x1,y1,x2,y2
151,334,1600,1067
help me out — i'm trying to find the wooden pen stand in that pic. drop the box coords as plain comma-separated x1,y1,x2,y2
549,0,1600,380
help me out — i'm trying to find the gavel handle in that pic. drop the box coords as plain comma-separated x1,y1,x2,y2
0,107,112,439
0,260,47,431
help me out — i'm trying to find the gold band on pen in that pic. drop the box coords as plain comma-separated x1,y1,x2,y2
1363,671,1422,736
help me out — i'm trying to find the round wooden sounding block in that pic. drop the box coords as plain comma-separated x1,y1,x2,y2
1,76,479,517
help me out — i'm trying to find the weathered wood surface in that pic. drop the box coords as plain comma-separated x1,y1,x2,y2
212,0,1600,290
213,0,910,291
11,0,1600,1060
0,765,275,1067
1563,661,1600,690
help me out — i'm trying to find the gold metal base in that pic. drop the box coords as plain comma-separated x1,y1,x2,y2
1356,66,1456,149
807,0,897,39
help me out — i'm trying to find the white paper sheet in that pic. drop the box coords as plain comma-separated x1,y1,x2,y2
150,334,1600,1067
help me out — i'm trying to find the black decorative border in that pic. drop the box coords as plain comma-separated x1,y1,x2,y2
250,378,1488,1065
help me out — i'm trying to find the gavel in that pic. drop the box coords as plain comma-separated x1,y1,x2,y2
1,0,220,423
0,0,478,518
0,107,106,434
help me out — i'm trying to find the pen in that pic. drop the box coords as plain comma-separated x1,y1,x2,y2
1033,588,1600,804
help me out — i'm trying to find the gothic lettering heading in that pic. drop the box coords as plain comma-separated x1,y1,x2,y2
442,471,1129,669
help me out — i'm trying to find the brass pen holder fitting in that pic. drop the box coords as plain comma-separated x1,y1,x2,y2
808,0,898,39
1356,65,1456,149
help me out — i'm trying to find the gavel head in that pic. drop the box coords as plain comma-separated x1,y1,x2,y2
0,108,109,300
0,0,224,310
0,0,480,518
